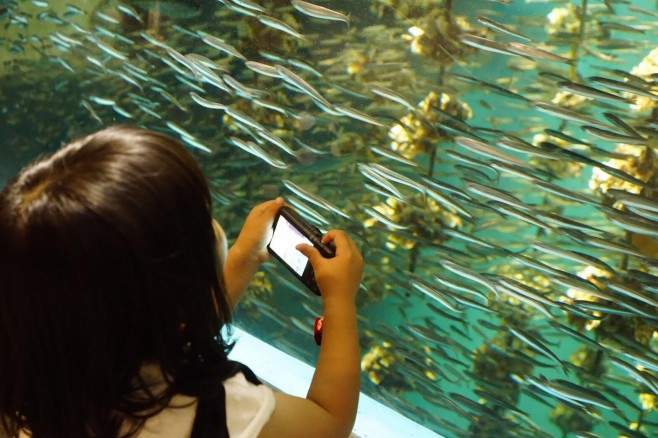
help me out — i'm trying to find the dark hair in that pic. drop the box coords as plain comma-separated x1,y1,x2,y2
0,126,234,437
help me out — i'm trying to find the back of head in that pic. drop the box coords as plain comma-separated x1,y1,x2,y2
0,126,232,437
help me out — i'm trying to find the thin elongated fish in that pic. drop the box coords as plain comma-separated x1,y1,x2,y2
287,197,330,226
509,327,567,372
562,228,647,259
491,203,550,230
411,279,463,313
117,4,142,22
334,104,386,127
275,65,332,109
166,48,199,79
454,136,533,170
245,61,279,77
434,274,488,300
257,15,306,40
189,92,226,110
371,85,415,111
181,136,212,153
443,228,497,251
187,54,227,72
608,189,658,213
363,206,410,230
604,281,658,308
220,0,259,17
222,74,265,99
358,164,406,201
588,76,658,99
525,376,617,411
89,37,128,61
581,125,645,144
507,42,574,65
256,130,296,156
371,146,418,167
283,180,350,219
439,260,498,295
475,16,533,42
425,187,473,219
493,279,555,319
447,150,499,176
464,180,530,211
229,0,269,14
81,99,103,124
496,135,561,160
533,102,610,128
531,179,600,207
459,34,519,56
225,107,266,131
544,128,589,146
199,33,247,61
605,208,658,237
231,137,288,169
548,143,652,189
603,112,642,138
531,241,614,273
291,0,349,25
287,59,323,77
489,160,547,182
367,163,424,195
610,357,658,397
558,81,633,104
549,273,612,301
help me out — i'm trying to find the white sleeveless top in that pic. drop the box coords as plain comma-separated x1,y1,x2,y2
136,372,276,438
17,372,276,438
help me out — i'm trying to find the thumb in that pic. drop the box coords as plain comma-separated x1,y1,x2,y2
296,243,321,265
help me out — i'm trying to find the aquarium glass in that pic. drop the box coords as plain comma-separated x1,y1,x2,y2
4,0,658,436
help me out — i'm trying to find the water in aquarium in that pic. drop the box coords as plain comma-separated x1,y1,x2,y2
5,0,658,436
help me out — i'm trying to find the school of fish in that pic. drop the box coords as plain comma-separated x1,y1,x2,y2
3,0,658,436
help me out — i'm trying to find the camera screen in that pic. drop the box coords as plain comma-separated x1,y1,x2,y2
269,215,313,276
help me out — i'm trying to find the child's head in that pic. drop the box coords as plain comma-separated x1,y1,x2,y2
0,126,232,436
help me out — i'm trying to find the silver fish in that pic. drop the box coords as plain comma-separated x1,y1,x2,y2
334,104,386,127
291,0,349,25
257,15,307,40
256,130,296,156
283,180,350,219
531,241,615,272
245,61,279,77
508,327,567,372
275,65,332,109
370,85,415,111
199,33,247,61
411,278,464,313
117,4,142,23
476,16,533,42
229,0,269,14
558,81,633,104
229,137,289,169
460,34,520,57
454,136,534,170
507,42,574,65
189,92,227,110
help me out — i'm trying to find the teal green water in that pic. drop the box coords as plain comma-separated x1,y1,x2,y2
4,0,658,436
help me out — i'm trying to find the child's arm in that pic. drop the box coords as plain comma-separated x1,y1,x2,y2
260,230,363,437
220,197,284,308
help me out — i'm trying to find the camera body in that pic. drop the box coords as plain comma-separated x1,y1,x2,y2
267,206,335,295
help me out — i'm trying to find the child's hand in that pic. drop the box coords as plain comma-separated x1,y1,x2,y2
296,230,363,302
233,197,284,264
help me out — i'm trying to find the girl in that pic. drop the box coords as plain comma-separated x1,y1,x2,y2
0,126,363,438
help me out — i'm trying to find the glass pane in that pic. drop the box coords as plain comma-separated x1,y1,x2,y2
3,0,658,436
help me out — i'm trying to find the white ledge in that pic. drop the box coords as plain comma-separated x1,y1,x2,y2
227,326,441,438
